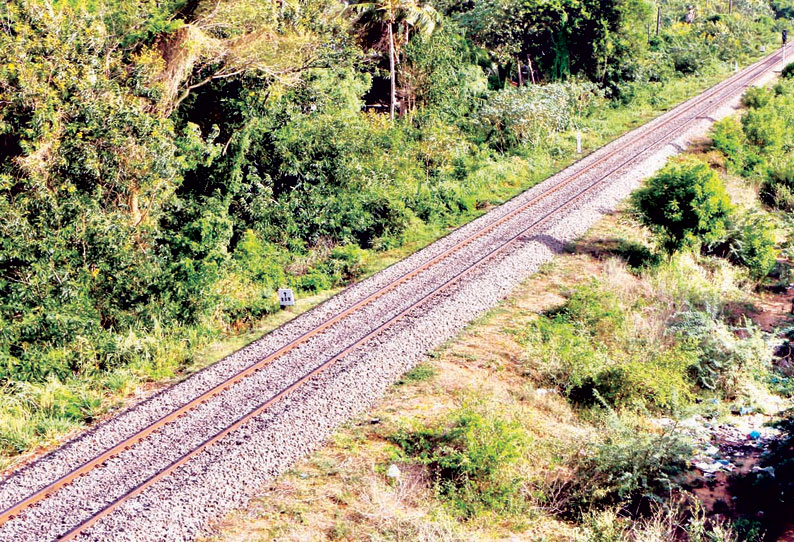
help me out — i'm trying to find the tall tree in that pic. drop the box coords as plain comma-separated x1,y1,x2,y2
345,0,440,119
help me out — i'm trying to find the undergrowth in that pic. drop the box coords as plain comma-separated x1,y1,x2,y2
0,62,755,467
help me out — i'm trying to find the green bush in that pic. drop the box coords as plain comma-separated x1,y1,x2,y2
711,117,748,172
724,211,779,280
233,230,288,290
782,61,794,79
742,86,772,109
326,244,368,283
763,158,794,210
614,240,662,272
522,283,694,411
668,311,772,395
568,417,692,512
390,404,528,518
631,158,733,254
475,81,602,150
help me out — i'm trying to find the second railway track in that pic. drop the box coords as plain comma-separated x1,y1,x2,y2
0,49,783,542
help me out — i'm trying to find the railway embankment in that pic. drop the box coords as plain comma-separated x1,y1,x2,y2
0,53,789,542
203,135,794,540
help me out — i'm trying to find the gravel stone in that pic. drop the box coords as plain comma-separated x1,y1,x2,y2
0,51,782,542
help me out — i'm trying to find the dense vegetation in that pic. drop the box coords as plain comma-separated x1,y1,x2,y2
390,214,784,538
383,78,794,538
0,0,790,459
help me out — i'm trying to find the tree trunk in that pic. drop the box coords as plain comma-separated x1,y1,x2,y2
527,56,536,84
388,21,396,120
656,6,661,36
517,57,523,86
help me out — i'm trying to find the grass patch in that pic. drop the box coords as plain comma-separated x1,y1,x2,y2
398,364,437,385
390,401,530,520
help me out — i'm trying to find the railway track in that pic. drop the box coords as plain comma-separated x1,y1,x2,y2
0,49,783,542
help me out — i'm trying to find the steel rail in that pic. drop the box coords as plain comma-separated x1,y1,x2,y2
52,49,783,541
0,49,780,535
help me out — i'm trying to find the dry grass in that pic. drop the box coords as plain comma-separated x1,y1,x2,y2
200,210,656,542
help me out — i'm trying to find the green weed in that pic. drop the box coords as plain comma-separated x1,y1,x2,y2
390,403,529,518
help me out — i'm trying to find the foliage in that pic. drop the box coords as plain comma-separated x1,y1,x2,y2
456,0,653,86
711,117,750,172
668,311,773,394
782,61,794,78
400,22,487,118
712,81,794,213
718,210,779,280
522,282,695,411
344,0,441,118
568,415,692,513
631,158,734,254
476,81,603,150
582,500,739,541
390,403,529,518
743,85,773,109
613,240,662,272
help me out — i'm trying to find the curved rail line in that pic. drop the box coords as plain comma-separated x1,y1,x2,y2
0,49,782,540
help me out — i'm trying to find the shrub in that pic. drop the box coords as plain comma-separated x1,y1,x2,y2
326,244,368,282
233,230,288,290
782,61,794,79
742,86,772,109
631,158,733,254
742,105,788,149
763,158,794,210
523,283,694,411
298,271,333,293
723,211,778,280
670,45,707,75
568,416,692,512
390,404,528,518
711,117,748,172
613,240,662,272
476,81,602,150
582,500,740,541
667,311,772,395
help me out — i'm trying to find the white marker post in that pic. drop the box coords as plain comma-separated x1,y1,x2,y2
278,288,296,310
576,131,582,154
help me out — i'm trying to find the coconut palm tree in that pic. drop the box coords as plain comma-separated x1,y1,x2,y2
345,0,440,120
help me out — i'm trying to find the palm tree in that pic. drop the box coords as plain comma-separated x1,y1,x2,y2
345,0,440,120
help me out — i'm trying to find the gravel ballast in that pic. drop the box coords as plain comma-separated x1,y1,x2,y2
0,52,782,542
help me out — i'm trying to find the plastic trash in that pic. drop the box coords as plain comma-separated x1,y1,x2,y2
748,430,761,440
387,464,401,480
694,461,722,474
752,465,775,477
702,445,719,456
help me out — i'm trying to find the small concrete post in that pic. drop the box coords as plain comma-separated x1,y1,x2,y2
278,288,296,310
576,131,582,154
